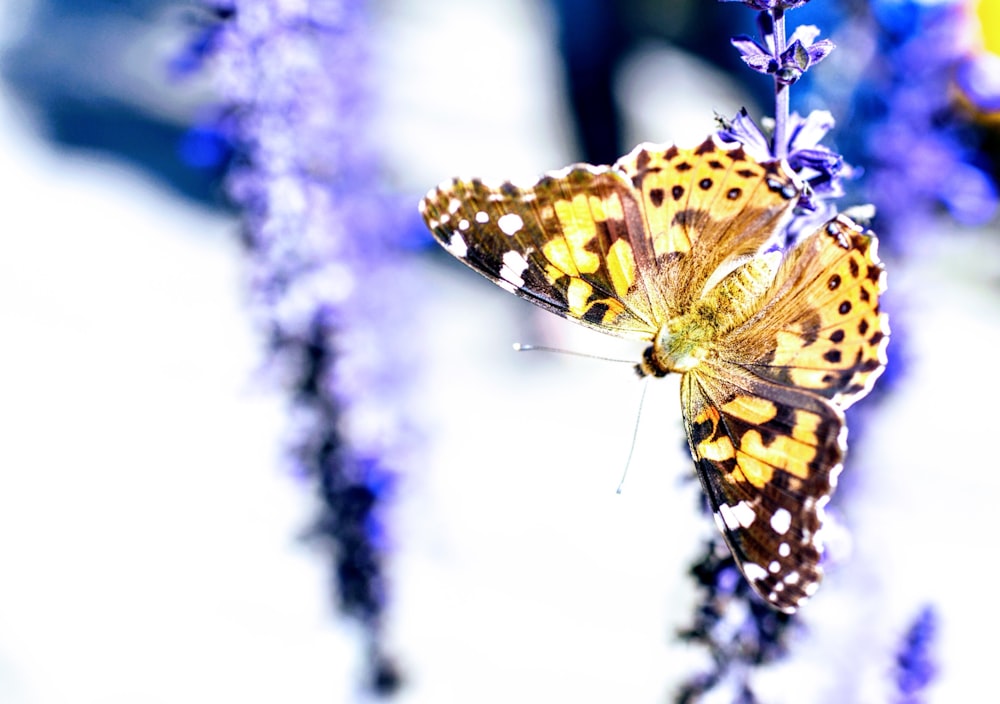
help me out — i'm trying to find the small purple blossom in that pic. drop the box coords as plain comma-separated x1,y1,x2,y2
717,107,846,186
718,107,852,242
731,12,834,85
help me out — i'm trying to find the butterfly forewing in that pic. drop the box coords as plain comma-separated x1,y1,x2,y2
420,168,658,338
614,138,800,312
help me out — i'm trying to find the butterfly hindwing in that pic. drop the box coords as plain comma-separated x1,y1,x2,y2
724,214,889,409
682,363,846,611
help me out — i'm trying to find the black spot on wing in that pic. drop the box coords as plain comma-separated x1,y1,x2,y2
582,301,611,325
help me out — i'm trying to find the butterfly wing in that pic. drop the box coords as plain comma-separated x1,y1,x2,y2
420,167,659,339
723,214,890,409
681,362,846,612
613,138,800,313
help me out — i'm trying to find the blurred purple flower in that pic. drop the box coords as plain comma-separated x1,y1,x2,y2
894,605,938,703
840,0,998,242
676,539,794,703
185,0,413,695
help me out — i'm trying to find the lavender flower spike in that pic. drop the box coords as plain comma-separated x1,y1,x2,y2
731,12,834,85
185,0,411,695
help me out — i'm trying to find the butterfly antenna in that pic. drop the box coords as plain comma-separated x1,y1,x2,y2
616,376,650,494
513,343,636,365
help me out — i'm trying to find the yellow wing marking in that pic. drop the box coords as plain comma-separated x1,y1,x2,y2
607,238,636,298
736,430,815,486
590,192,624,221
565,278,594,316
720,396,778,425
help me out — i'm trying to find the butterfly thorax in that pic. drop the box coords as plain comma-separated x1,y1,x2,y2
638,315,716,378
637,252,781,379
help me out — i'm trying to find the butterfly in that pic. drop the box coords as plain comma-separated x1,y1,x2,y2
419,136,888,612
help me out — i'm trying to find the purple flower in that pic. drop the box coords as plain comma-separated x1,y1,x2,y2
731,12,834,85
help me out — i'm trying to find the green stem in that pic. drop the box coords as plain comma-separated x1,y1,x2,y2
772,7,789,160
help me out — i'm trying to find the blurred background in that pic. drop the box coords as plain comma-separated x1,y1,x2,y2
1,0,998,702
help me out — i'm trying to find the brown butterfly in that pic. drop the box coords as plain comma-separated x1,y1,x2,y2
420,137,888,611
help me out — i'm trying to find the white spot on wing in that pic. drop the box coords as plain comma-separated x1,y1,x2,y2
475,211,489,224
498,213,524,236
445,233,468,258
719,504,739,531
769,561,781,573
499,250,529,289
770,508,792,535
743,562,768,582
458,219,470,231
733,501,756,528
778,542,790,557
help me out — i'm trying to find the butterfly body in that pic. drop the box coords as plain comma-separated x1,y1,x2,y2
639,250,782,378
420,136,888,612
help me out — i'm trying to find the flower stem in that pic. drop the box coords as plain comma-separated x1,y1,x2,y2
772,6,789,160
